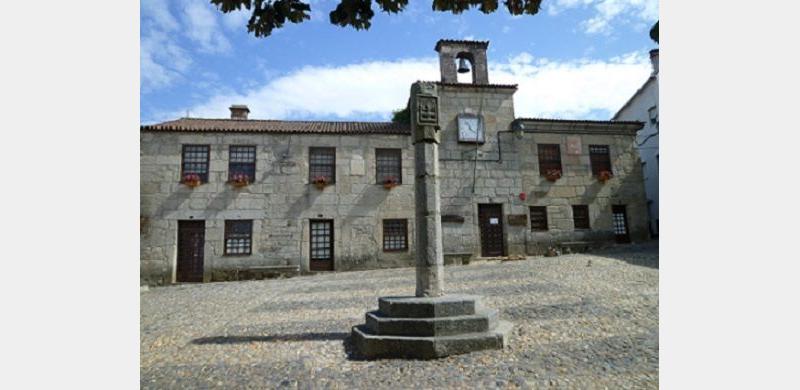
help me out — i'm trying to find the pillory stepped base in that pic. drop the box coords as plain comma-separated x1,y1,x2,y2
351,294,512,359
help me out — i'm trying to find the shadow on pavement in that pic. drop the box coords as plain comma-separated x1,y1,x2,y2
589,241,659,269
191,332,349,345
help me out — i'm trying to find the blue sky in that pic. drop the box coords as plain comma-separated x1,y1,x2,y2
141,0,658,124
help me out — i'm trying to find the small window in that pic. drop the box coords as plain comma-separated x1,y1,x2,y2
383,219,408,252
376,149,402,185
224,220,252,255
572,205,590,230
529,206,548,231
537,144,562,175
589,145,611,176
229,145,256,183
181,145,210,183
309,147,336,184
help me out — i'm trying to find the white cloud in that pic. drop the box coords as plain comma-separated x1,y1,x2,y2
169,52,651,122
141,1,191,92
220,8,252,31
548,0,658,34
180,0,232,53
141,0,179,31
141,30,192,92
492,52,651,118
141,0,239,92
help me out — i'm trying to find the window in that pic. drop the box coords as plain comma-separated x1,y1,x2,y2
229,145,256,182
589,145,611,176
181,145,210,183
224,220,252,255
376,149,402,185
572,205,590,230
529,206,548,231
537,144,562,175
383,219,408,252
309,147,336,184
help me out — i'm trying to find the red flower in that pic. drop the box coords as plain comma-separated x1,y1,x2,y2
182,173,201,187
230,172,250,186
312,176,329,188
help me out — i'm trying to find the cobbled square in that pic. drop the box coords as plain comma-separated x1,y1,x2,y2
141,243,658,389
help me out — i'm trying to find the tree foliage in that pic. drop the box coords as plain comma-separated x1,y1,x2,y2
391,106,410,124
650,20,658,44
211,0,543,38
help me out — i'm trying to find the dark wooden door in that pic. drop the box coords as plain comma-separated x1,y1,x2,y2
612,205,631,243
310,220,334,271
177,220,205,282
478,204,505,257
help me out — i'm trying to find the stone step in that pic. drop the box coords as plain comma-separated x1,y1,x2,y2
365,309,497,337
378,294,482,318
351,320,513,359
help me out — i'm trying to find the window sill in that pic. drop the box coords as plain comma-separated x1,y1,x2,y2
223,253,252,257
383,249,408,253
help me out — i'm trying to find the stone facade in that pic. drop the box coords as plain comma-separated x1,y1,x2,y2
140,39,649,285
141,131,416,285
614,49,659,237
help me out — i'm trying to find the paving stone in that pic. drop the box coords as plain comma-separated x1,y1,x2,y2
141,242,659,389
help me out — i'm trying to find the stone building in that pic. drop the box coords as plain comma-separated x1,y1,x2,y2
140,39,648,285
613,48,659,238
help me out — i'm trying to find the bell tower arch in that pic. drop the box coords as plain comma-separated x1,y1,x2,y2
435,39,489,85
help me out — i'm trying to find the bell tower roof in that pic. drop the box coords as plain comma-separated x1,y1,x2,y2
435,39,490,85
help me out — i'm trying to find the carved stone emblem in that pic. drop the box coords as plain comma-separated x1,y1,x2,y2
417,95,438,125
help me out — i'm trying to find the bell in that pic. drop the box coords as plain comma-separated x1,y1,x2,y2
457,58,470,73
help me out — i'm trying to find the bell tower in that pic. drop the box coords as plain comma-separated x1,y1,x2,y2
435,39,489,85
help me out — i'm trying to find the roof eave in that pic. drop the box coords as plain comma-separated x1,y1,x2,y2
513,118,644,135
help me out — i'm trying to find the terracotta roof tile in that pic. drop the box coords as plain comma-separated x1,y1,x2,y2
140,118,410,135
435,81,518,89
514,117,643,126
435,39,490,51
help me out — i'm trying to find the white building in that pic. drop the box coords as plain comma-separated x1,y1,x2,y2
614,49,659,238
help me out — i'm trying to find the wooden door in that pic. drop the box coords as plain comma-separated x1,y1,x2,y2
177,220,205,282
612,205,631,243
478,204,505,257
310,220,334,271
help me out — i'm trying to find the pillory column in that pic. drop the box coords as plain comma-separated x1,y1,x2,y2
410,82,445,297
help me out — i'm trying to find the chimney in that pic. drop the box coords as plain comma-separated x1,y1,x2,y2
649,49,659,76
229,104,250,120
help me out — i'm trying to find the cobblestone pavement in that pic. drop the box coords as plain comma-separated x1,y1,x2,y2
141,242,658,389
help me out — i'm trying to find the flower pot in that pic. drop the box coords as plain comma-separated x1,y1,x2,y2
544,169,562,182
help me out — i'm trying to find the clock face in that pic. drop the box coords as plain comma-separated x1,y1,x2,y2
458,115,483,142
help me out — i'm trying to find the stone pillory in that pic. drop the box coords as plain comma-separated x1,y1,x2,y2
350,42,515,359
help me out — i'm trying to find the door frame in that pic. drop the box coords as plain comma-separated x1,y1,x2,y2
477,203,506,257
176,220,205,283
309,219,334,271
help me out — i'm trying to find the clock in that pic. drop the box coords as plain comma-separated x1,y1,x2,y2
457,114,484,143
